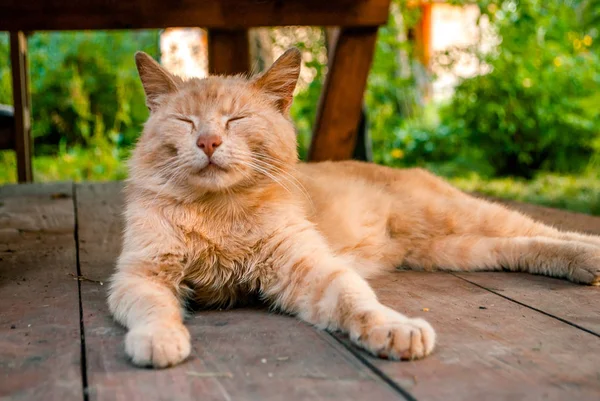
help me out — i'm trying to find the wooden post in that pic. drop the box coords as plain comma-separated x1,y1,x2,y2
207,29,251,75
324,28,373,162
414,2,433,68
309,27,378,161
10,31,33,183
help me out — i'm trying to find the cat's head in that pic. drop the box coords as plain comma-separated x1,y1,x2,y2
129,48,301,200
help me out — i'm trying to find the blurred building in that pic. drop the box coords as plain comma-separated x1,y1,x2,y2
160,28,208,79
429,2,495,101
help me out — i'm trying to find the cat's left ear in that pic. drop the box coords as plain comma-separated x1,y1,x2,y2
252,48,301,114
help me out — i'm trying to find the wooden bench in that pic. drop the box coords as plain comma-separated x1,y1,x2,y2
0,0,393,182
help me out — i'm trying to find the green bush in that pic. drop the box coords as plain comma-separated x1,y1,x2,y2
1,2,599,216
366,1,429,165
440,0,600,177
0,30,159,156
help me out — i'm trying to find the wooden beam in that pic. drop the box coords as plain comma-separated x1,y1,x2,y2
309,27,378,161
414,2,433,68
208,29,251,76
10,31,33,183
324,28,373,162
0,0,392,30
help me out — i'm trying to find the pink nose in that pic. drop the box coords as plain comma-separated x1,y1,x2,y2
196,134,223,157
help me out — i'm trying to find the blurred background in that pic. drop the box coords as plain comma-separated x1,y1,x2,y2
0,0,599,214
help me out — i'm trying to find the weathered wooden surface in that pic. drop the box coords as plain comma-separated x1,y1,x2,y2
0,183,81,400
2,181,600,401
456,198,600,336
352,272,600,401
208,29,251,76
9,31,32,183
0,0,392,30
309,27,379,161
456,272,600,336
75,182,404,401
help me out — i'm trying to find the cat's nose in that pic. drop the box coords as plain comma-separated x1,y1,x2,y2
196,134,223,157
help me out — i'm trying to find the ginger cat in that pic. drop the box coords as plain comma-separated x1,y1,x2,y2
108,48,600,368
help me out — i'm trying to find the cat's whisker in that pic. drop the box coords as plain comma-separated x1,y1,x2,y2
248,164,294,196
228,150,314,211
231,155,294,194
237,159,295,197
250,159,315,213
240,154,315,212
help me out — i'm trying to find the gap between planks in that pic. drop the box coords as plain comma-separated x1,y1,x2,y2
73,182,90,401
452,273,600,339
324,332,418,401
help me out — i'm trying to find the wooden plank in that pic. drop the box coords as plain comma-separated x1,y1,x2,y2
453,199,600,337
208,29,250,76
76,182,406,401
413,3,433,68
323,28,373,162
9,31,33,183
335,271,600,401
456,272,600,336
0,183,81,400
0,0,392,30
309,27,379,161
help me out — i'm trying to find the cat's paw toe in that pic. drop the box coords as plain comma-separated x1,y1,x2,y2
570,252,600,285
351,312,436,361
125,323,191,368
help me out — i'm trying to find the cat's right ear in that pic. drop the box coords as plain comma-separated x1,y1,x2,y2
252,48,301,114
135,52,181,112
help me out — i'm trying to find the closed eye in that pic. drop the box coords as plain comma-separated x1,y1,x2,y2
226,115,247,128
171,114,196,130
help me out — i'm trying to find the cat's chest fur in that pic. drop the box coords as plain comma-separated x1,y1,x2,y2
168,204,278,307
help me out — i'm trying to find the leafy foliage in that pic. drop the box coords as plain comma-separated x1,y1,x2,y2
0,30,159,156
440,0,600,177
0,1,598,215
451,168,600,215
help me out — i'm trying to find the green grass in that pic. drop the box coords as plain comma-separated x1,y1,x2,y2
451,172,600,216
0,145,128,184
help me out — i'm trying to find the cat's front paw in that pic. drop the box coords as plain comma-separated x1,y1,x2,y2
568,250,600,286
349,310,436,360
125,322,191,368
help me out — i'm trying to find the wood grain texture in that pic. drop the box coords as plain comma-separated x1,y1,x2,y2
9,31,32,183
0,183,81,400
343,271,600,401
208,29,251,76
309,27,379,161
0,0,392,30
459,197,600,336
75,182,405,401
455,272,600,336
